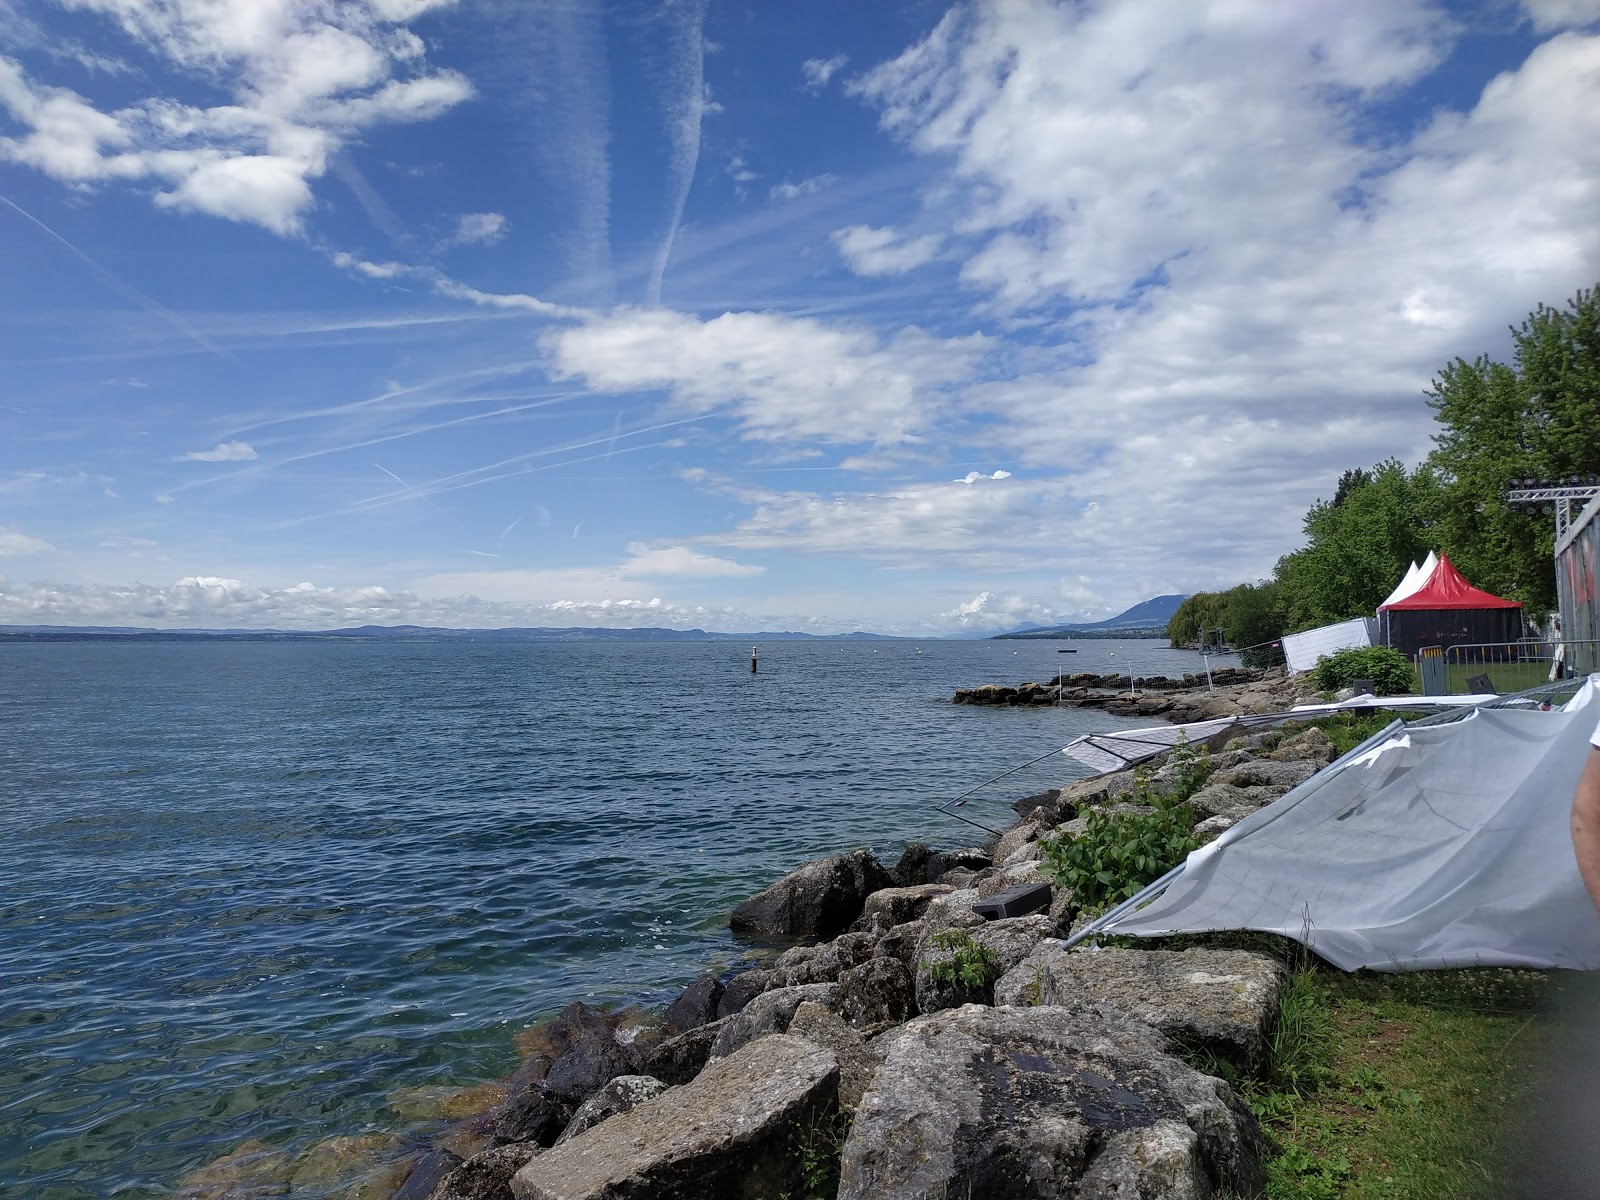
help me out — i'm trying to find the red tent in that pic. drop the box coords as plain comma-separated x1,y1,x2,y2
1380,553,1522,656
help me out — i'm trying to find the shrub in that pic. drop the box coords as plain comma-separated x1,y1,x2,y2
1310,645,1415,696
1040,796,1200,912
928,929,1002,993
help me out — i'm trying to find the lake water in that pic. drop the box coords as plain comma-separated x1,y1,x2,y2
0,636,1228,1198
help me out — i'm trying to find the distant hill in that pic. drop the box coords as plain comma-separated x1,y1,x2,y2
991,594,1188,640
0,624,905,643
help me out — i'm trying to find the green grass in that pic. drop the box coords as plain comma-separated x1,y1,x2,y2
1249,966,1554,1200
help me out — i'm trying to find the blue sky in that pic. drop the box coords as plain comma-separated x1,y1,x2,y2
2,0,1597,634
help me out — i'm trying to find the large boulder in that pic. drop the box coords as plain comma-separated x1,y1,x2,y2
836,1005,1265,1200
663,977,723,1034
977,862,1051,899
709,983,839,1058
994,818,1049,865
857,884,953,928
994,946,1288,1079
553,1076,670,1147
785,1001,884,1111
914,915,1053,1013
510,1035,839,1200
1210,758,1319,791
639,1018,729,1086
730,850,894,940
772,931,878,986
715,969,775,1018
833,957,915,1031
390,1149,463,1200
1186,782,1271,823
427,1143,539,1200
889,842,934,887
1266,727,1338,765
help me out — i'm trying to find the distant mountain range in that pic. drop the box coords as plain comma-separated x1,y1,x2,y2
0,624,903,643
991,594,1188,640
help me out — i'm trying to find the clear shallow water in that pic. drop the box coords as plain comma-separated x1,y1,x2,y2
0,637,1228,1198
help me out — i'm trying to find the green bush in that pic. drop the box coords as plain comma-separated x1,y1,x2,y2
928,930,1001,992
1310,645,1415,696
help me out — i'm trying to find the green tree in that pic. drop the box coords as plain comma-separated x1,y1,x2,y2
1275,460,1437,630
1423,286,1599,615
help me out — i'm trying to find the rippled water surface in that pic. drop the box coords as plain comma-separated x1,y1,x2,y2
0,637,1229,1197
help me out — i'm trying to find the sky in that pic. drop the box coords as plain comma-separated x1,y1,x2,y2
1,0,1598,635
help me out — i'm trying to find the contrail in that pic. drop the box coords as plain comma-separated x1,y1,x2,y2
646,0,707,306
0,192,233,358
373,461,444,511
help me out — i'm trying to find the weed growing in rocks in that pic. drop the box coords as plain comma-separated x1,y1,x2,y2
783,1108,849,1200
928,930,1001,993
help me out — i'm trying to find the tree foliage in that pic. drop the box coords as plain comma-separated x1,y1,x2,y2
1184,284,1597,649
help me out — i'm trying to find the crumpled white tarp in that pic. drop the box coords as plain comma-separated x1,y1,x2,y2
1100,678,1600,970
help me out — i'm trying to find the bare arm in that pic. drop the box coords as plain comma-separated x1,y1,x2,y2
1571,747,1600,914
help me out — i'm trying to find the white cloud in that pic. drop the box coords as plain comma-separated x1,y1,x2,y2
181,440,258,462
439,211,507,248
769,173,837,202
1522,0,1600,30
544,307,988,446
832,224,941,276
0,1,472,235
0,526,55,555
941,590,1063,631
330,250,407,278
801,53,848,92
620,544,762,577
956,470,1011,483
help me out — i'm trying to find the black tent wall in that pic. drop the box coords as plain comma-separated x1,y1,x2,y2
1385,607,1523,659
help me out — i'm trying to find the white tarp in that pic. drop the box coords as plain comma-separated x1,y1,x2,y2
1281,617,1377,674
1098,678,1600,970
1379,560,1422,608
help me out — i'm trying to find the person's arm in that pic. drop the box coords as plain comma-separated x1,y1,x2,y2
1571,746,1600,913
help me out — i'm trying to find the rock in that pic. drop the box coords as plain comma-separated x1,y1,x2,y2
715,969,775,1018
542,1014,636,1111
710,983,839,1058
774,931,877,986
889,842,934,887
976,866,1051,902
921,888,984,931
1186,782,1263,822
1212,758,1319,790
287,1133,404,1188
1268,727,1338,765
491,1054,562,1147
1192,813,1238,842
934,866,979,888
1010,787,1063,820
1047,887,1077,934
995,946,1288,1079
1056,770,1138,811
509,1035,839,1200
914,914,1053,1013
857,884,953,928
428,1143,539,1200
434,1113,499,1163
1000,838,1046,867
833,957,915,1030
872,919,927,972
994,818,1048,865
835,1004,1265,1200
730,849,894,940
661,976,722,1034
554,1076,670,1147
388,1150,463,1200
786,1000,884,1111
389,1081,511,1123
923,847,991,881
639,1017,729,1086
1223,730,1282,753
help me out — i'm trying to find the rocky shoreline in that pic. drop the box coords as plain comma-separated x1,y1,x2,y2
954,664,1316,722
180,673,1336,1200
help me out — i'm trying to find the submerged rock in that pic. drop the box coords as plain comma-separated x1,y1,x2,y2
729,849,893,940
510,1035,839,1200
392,1149,464,1200
836,1004,1265,1200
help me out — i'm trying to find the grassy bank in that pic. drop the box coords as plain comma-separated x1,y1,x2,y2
1246,963,1554,1200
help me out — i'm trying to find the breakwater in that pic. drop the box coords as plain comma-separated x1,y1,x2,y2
169,669,1330,1198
